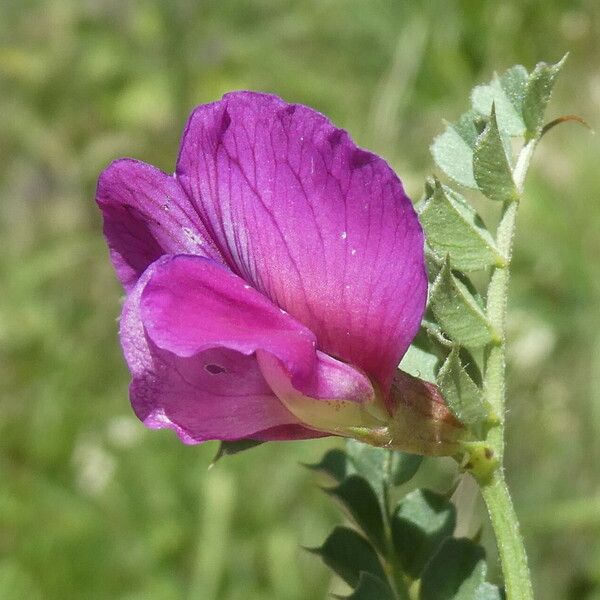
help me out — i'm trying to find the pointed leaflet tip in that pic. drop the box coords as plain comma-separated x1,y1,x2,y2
473,104,518,202
302,448,350,483
523,54,567,139
210,439,264,467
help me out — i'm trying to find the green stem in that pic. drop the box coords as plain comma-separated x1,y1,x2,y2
479,140,537,600
484,199,517,462
481,471,533,600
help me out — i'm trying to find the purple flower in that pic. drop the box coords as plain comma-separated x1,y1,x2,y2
96,92,463,455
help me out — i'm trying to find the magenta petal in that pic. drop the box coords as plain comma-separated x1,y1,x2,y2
121,258,320,442
96,158,222,290
132,347,306,442
176,91,427,392
140,254,318,389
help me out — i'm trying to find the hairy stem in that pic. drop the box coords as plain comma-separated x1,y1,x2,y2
480,140,537,600
481,471,533,600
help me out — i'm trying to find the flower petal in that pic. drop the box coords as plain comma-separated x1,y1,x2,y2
121,258,318,442
96,158,222,290
124,254,376,443
176,91,427,392
140,254,318,389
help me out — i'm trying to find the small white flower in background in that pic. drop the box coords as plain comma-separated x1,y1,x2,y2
106,415,144,449
72,435,116,497
508,311,556,371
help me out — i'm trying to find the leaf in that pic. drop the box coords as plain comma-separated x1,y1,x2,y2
475,582,505,600
437,347,489,428
419,180,505,271
391,452,424,486
431,111,479,188
420,537,487,600
473,107,517,202
210,440,263,464
334,572,395,600
326,475,386,554
304,448,350,483
391,489,456,579
399,344,439,383
471,65,529,136
429,259,499,348
523,55,567,138
345,439,388,501
308,527,387,589
345,440,423,502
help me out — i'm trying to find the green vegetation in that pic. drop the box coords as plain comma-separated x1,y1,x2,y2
1,1,599,598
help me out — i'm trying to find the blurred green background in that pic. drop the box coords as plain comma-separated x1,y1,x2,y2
1,1,599,598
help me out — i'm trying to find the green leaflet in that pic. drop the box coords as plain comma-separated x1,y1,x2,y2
344,440,388,503
308,527,388,590
429,259,499,348
437,347,489,428
523,55,567,138
471,65,529,136
391,489,456,579
399,343,439,383
420,537,487,600
419,179,505,271
389,452,425,487
431,110,479,188
346,439,424,502
308,442,423,513
326,475,387,555
304,448,350,483
473,107,518,202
